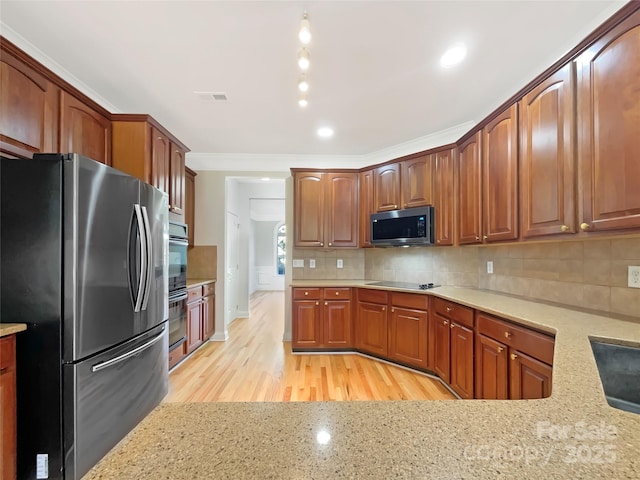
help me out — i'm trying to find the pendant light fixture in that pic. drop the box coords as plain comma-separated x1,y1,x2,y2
297,13,311,107
298,48,310,71
299,13,311,44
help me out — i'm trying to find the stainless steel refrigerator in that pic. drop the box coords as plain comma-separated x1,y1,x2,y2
0,153,169,479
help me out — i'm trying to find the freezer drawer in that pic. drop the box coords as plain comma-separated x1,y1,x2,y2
62,324,168,480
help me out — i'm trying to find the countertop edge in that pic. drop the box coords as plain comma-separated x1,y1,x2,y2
0,323,27,338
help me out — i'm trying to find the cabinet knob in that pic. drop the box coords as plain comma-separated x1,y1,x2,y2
335,292,339,296
325,302,328,306
483,235,488,240
437,240,441,243
446,306,453,312
315,302,319,306
497,346,504,353
320,242,324,246
305,291,309,296
394,204,398,209
391,308,395,313
560,225,569,232
504,331,511,338
382,306,386,311
329,242,332,246
580,222,590,231
510,353,518,361
443,320,448,326
475,236,480,241
450,323,455,329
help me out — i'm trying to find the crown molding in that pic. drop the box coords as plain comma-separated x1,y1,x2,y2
186,121,475,172
0,22,120,113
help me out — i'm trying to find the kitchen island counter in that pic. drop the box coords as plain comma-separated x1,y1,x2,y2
85,287,640,479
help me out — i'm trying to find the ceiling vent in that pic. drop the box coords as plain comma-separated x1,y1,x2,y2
194,91,228,101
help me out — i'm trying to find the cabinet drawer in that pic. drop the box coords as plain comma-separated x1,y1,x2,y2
358,288,389,304
0,335,16,370
168,344,185,369
476,313,555,365
390,292,428,310
433,297,474,328
293,288,321,300
187,286,203,303
324,287,352,299
203,282,215,297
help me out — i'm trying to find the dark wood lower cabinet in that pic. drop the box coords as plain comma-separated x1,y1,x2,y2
450,322,474,399
356,301,388,357
202,290,215,341
324,300,352,347
292,299,322,348
475,334,509,399
510,350,553,400
292,288,353,349
388,306,428,369
0,335,17,480
431,313,451,382
186,298,203,354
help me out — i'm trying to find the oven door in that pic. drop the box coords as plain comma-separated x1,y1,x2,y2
168,291,187,350
168,237,188,292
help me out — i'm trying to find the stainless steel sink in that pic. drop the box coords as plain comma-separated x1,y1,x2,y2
590,339,640,415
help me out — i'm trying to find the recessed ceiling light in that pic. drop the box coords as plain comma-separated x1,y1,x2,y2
317,127,334,138
440,43,467,68
299,14,311,44
298,97,308,108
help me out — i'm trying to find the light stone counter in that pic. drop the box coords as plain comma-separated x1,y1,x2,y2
0,323,26,338
186,278,216,289
84,286,640,479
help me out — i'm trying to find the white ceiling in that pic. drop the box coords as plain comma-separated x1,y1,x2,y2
0,0,627,171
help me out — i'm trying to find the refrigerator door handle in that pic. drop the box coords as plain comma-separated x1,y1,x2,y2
133,204,148,312
140,205,153,310
90,327,165,373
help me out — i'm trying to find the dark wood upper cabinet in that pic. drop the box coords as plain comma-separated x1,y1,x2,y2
0,45,58,159
293,172,325,247
520,64,576,238
185,167,196,247
60,91,111,165
374,163,401,212
432,148,456,246
151,127,171,195
358,169,374,247
169,145,186,215
325,172,358,248
400,155,433,209
483,104,519,242
577,10,640,232
457,132,483,245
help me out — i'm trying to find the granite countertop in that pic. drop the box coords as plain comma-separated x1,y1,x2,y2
85,285,640,479
186,278,216,289
0,323,26,338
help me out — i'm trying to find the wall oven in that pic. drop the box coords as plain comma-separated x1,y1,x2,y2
168,221,188,351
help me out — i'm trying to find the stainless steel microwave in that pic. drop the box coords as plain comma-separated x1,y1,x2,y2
371,206,435,246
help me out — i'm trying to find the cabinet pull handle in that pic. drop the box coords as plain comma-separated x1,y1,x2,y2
497,346,504,353
504,331,511,338
510,353,518,361
560,225,569,232
580,222,590,231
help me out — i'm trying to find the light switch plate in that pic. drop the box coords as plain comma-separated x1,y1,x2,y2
337,259,343,268
487,261,494,274
629,266,640,288
310,259,316,269
292,259,304,268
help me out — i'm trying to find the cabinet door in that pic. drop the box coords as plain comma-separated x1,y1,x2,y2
356,301,388,357
0,47,58,158
401,155,433,209
520,64,576,238
151,127,171,195
60,91,111,165
358,169,375,247
325,172,358,247
185,167,196,247
509,350,552,399
431,312,451,382
457,132,483,244
323,300,352,348
433,148,455,246
292,300,322,348
577,12,640,232
483,104,519,242
0,336,17,480
475,334,508,400
450,322,474,399
388,306,428,369
186,300,203,354
374,163,400,212
294,172,325,247
170,145,185,215
202,293,215,341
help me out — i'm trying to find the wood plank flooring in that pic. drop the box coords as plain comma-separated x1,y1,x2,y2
165,291,456,402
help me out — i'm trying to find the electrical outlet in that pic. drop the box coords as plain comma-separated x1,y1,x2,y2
292,259,304,268
487,261,494,274
337,259,343,268
310,259,316,269
629,266,640,288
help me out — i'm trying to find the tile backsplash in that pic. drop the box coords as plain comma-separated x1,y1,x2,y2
293,235,640,318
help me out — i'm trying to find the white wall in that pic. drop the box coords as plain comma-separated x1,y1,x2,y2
251,219,285,293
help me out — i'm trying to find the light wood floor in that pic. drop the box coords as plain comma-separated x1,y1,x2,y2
165,291,456,402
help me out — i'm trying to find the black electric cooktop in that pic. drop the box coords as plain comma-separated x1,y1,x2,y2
367,281,440,290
